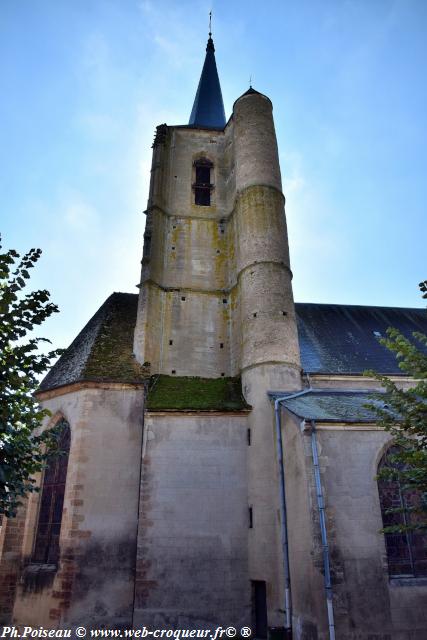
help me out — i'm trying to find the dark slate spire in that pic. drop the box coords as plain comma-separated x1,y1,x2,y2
188,26,226,129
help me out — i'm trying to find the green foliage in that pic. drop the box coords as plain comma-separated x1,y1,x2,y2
365,284,427,533
0,237,63,518
147,375,250,411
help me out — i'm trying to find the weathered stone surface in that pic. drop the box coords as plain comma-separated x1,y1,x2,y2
134,413,250,629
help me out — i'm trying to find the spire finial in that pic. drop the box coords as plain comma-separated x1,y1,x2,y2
189,13,226,128
249,74,252,88
206,11,215,51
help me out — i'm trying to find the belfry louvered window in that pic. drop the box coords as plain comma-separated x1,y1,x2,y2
378,446,427,577
193,158,213,206
33,420,71,564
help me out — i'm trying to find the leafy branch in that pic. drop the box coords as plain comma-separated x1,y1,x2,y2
0,236,63,517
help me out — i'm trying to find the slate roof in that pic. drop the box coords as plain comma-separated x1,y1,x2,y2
38,294,426,393
188,36,226,128
296,303,427,375
38,293,148,393
232,86,272,110
271,390,381,423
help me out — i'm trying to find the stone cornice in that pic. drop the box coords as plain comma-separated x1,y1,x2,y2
36,380,145,401
143,183,285,221
140,259,293,296
146,410,251,416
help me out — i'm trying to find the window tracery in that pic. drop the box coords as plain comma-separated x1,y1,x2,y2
378,446,427,577
33,420,71,564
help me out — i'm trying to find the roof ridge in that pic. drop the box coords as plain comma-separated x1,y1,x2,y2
295,301,426,311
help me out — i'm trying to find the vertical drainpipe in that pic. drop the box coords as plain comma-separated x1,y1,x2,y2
310,420,336,640
273,397,293,632
132,379,149,628
273,389,311,634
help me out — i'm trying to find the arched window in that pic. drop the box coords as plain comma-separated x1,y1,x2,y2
378,446,427,577
193,158,213,206
33,420,71,564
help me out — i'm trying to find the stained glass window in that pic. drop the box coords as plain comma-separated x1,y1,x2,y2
33,420,71,564
378,446,427,577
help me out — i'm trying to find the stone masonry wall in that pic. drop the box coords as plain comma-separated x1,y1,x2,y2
134,412,250,629
283,408,427,639
9,385,144,630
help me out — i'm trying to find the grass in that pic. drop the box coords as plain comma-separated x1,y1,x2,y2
147,375,251,411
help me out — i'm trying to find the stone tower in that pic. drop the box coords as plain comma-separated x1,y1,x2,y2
133,31,301,629
134,37,300,385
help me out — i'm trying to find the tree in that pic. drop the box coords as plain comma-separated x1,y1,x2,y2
0,237,63,518
365,282,427,534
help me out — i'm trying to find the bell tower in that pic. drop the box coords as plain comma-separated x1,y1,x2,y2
134,47,300,383
134,29,233,377
133,26,302,630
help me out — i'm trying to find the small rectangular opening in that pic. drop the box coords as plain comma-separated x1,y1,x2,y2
247,428,251,446
220,343,224,349
169,340,173,346
181,296,186,301
249,506,253,528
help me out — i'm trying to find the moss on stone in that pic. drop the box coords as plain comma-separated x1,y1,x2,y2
147,375,250,411
39,292,149,393
83,294,149,383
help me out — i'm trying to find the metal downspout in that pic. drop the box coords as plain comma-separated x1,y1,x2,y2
132,379,149,628
273,397,294,631
310,420,336,640
273,389,311,632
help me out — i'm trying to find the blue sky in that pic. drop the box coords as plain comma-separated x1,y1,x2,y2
1,0,426,351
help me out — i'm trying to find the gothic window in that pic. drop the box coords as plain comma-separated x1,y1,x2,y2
193,158,213,206
33,420,71,564
378,446,427,577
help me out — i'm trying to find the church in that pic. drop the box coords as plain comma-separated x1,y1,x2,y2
1,29,427,640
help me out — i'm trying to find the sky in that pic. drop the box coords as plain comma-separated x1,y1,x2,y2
1,0,426,352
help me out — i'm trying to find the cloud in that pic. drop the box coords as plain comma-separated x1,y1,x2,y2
282,149,348,262
75,112,119,139
80,31,111,91
63,194,100,231
138,0,203,68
